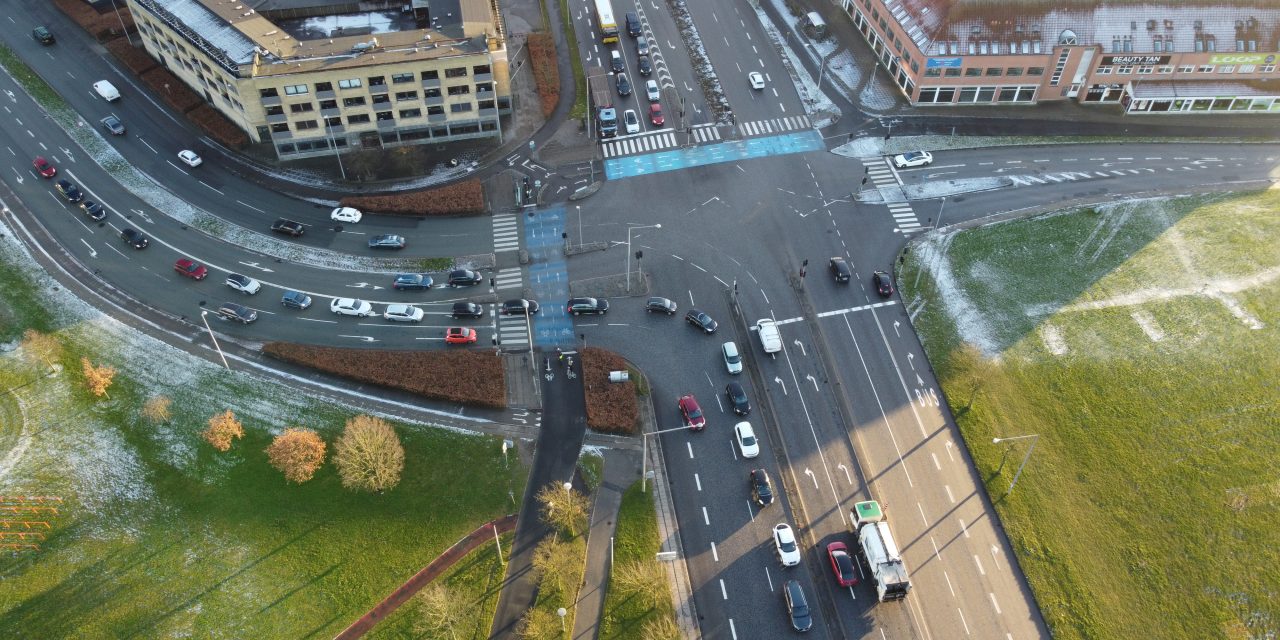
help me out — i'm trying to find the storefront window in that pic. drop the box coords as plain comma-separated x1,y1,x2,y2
977,87,996,102
959,87,978,102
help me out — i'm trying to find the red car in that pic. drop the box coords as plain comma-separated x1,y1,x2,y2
826,541,858,587
678,394,705,431
174,258,208,280
445,327,477,344
33,156,56,178
649,103,664,127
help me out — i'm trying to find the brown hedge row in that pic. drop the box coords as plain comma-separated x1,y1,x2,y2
263,343,507,409
141,67,203,114
188,104,250,149
53,0,134,42
527,33,559,118
105,40,158,75
339,179,485,217
581,347,638,434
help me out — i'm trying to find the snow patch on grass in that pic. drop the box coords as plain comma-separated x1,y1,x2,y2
1131,311,1165,342
1039,323,1067,356
916,231,999,355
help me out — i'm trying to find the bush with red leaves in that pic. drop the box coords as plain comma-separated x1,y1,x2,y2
340,179,485,217
263,343,506,409
141,67,203,114
105,40,158,75
527,33,559,118
581,347,639,434
188,104,250,149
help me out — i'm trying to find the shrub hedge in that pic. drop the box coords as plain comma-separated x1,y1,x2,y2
581,347,638,434
140,67,203,114
105,40,158,75
262,343,506,409
188,104,250,149
339,179,485,216
527,33,559,118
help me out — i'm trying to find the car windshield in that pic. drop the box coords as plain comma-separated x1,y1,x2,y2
686,404,702,419
742,435,755,446
780,538,796,552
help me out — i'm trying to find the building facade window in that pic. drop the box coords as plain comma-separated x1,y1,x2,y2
445,67,468,78
925,68,941,77
450,102,473,112
447,85,471,96
392,73,414,84
343,97,366,107
368,76,386,87
270,123,290,133
284,84,308,95
296,120,318,130
986,67,1002,76
1006,67,1023,76
315,81,333,92
473,64,491,75
422,70,439,80
965,67,981,77
425,88,442,98
347,114,370,124
945,68,962,77
338,78,363,89
376,111,395,121
259,88,278,98
399,108,422,118
1027,67,1044,76
396,91,419,101
372,94,391,105
1137,65,1154,74
427,105,445,115
265,106,284,116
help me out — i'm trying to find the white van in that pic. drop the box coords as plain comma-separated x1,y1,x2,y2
93,80,120,102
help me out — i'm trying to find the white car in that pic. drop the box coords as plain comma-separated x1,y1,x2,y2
748,71,766,90
383,304,425,323
734,421,759,458
773,523,801,567
331,207,363,223
177,149,202,167
225,273,261,295
623,109,640,135
330,297,374,317
722,341,742,375
892,150,933,168
645,79,660,103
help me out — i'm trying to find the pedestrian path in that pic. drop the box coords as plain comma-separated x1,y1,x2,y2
606,129,825,180
737,114,810,138
493,214,520,253
601,124,722,158
862,158,923,234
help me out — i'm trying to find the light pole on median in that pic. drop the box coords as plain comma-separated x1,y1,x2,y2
625,223,661,291
200,310,231,371
992,434,1039,495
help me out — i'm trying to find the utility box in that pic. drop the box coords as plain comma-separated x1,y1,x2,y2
608,370,630,382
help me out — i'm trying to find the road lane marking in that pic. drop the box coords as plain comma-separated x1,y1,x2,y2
694,473,701,491
918,501,929,527
958,608,971,635
702,506,709,525
729,619,737,639
719,579,728,599
765,566,773,591
960,518,970,538
974,555,986,575
931,452,941,469
989,592,1002,614
944,484,955,503
711,541,719,561
686,442,694,458
944,570,956,598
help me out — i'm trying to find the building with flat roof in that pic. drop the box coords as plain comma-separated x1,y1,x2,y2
126,0,510,159
838,0,1280,114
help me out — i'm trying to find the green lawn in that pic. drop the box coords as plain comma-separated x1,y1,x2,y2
599,481,675,639
0,247,526,637
899,191,1280,640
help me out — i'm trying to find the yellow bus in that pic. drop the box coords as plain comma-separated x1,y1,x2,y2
594,0,619,43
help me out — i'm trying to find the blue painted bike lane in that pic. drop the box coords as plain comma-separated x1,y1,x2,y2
523,205,576,348
605,130,825,179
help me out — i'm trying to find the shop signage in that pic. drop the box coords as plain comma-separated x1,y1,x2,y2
927,57,963,68
1209,54,1275,64
1101,55,1169,65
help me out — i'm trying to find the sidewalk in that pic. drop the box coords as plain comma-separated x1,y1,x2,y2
570,449,640,640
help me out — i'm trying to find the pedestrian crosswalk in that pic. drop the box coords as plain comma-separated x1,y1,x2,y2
496,311,532,347
862,159,923,234
601,124,724,158
493,267,523,291
1007,169,1154,186
737,115,810,138
493,214,520,253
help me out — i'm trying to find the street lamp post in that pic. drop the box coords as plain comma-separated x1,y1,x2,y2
576,205,583,249
935,196,947,231
109,0,133,45
625,223,661,291
992,434,1039,495
815,47,837,94
200,310,231,371
325,121,347,180
556,607,567,632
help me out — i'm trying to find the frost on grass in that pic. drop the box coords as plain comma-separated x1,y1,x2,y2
914,230,999,355
668,0,731,124
752,5,841,128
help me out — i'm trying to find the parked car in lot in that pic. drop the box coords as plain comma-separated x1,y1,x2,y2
174,258,208,280
177,149,203,167
826,541,858,587
501,299,540,315
330,207,362,223
270,218,305,236
892,150,933,168
451,301,485,318
567,297,609,315
120,228,149,249
445,327,477,344
100,114,125,135
447,269,483,287
782,579,813,632
32,156,56,178
678,394,705,431
225,273,262,295
393,273,434,290
734,421,759,458
873,270,894,297
829,256,851,283
215,302,257,324
368,234,406,249
725,382,751,416
281,290,312,310
330,297,374,317
55,179,83,203
80,201,106,221
750,468,774,505
645,297,677,314
383,304,425,322
685,310,717,333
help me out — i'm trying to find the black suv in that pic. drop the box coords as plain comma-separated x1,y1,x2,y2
448,269,483,287
120,228,149,249
645,297,677,315
451,301,485,318
625,12,642,37
55,179,83,203
501,299,541,315
637,55,652,77
726,382,751,416
80,201,106,221
271,218,305,237
615,73,631,97
567,297,609,315
32,26,54,45
783,580,813,632
685,310,718,334
829,257,851,283
216,302,258,324
750,469,773,506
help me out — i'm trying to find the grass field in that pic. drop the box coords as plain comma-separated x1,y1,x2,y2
599,481,676,639
899,190,1280,640
0,235,526,637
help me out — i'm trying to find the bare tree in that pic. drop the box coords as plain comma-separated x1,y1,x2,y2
535,482,588,536
204,410,245,452
516,607,559,640
19,329,62,373
531,538,578,598
344,149,382,180
81,357,116,398
334,415,404,493
614,559,667,610
640,616,680,640
413,583,469,640
142,395,172,423
266,428,326,483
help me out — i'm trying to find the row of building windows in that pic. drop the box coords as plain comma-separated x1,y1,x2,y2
917,85,1038,104
260,65,493,99
264,84,495,113
267,101,499,132
1096,64,1276,75
924,67,1046,78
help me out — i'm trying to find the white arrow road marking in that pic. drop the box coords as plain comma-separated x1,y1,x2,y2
893,320,900,337
237,261,275,273
12,169,24,184
80,238,97,257
338,335,378,342
131,209,153,224
805,374,818,393
793,339,806,356
774,376,787,396
804,467,818,489
990,544,1002,571
836,463,851,484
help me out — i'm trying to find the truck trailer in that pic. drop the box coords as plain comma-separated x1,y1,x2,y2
588,70,617,138
852,500,911,602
